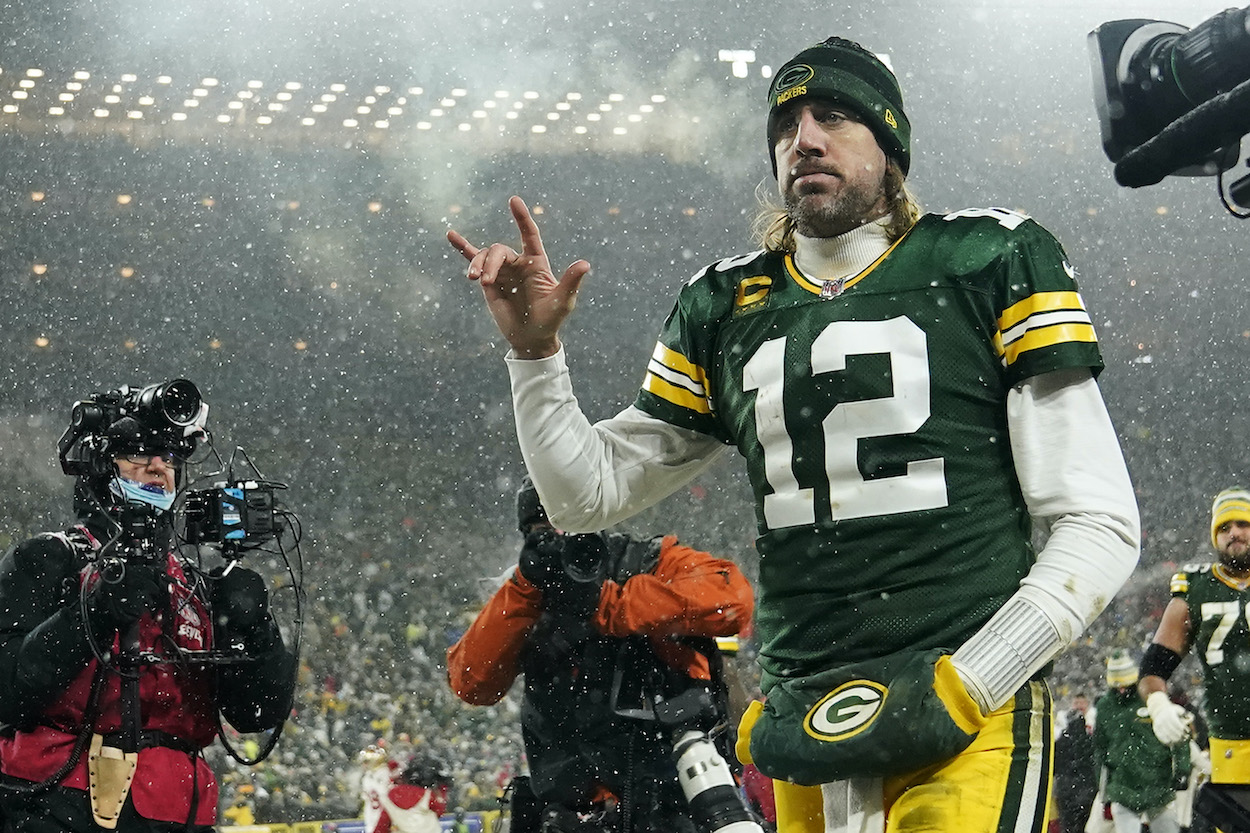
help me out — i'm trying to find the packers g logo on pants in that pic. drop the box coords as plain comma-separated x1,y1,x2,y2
805,680,888,741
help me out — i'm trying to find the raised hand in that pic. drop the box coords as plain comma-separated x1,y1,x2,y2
447,196,591,358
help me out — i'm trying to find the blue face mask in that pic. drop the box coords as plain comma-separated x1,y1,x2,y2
110,476,175,513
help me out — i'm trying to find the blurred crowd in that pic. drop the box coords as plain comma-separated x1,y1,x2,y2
206,526,529,823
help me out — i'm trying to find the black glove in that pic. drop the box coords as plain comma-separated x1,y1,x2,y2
210,566,276,652
518,527,566,589
518,529,603,618
86,561,165,632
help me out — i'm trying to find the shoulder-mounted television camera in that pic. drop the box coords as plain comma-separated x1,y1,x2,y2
1089,5,1250,215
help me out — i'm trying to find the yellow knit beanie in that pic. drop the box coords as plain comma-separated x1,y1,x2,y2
1211,487,1250,549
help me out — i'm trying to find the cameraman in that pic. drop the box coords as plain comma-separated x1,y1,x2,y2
447,479,755,833
0,381,296,832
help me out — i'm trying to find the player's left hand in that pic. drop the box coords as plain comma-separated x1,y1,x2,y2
447,196,591,359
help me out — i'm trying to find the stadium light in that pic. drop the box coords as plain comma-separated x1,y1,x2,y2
718,49,756,79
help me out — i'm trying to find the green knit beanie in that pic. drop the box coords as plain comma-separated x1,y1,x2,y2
767,37,911,178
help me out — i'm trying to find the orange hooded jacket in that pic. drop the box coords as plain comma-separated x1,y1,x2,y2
447,535,753,706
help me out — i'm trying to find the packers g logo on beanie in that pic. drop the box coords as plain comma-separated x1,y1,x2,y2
749,649,984,785
766,36,911,178
1211,487,1250,549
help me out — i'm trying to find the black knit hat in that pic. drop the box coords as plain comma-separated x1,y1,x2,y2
767,37,911,177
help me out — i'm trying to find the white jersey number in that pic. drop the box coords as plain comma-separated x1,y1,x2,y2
743,317,949,530
1200,600,1250,666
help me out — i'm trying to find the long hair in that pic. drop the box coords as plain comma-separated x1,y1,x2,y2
752,157,921,253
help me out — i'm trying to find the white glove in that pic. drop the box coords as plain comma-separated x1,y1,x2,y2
1194,745,1212,778
1146,690,1193,746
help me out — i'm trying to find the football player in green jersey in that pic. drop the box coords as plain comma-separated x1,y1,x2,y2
1139,488,1250,793
448,36,1139,833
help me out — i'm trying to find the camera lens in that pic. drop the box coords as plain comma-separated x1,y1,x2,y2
70,402,106,432
561,533,607,583
137,379,202,427
673,731,764,833
159,379,201,425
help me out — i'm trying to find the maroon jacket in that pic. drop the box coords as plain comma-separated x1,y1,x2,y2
0,551,218,825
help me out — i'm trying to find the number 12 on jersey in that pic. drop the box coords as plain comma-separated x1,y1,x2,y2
743,317,949,530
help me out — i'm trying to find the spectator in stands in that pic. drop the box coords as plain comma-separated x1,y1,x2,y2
447,478,754,833
360,745,450,833
221,788,256,827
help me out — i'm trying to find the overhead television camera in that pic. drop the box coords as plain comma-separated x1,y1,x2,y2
1088,4,1250,215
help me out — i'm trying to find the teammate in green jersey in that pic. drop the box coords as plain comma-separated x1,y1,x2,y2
449,36,1139,833
1140,488,1250,793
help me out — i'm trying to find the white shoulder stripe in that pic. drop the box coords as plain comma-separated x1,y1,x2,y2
1000,309,1093,345
646,359,706,396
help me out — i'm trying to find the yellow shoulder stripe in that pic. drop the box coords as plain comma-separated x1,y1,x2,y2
1170,572,1189,595
642,373,712,414
651,342,708,390
998,291,1085,331
1001,322,1097,366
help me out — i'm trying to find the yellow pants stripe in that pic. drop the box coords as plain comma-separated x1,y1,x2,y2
881,680,1053,833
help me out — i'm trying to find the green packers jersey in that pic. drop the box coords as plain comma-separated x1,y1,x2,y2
634,209,1103,688
1172,563,1250,739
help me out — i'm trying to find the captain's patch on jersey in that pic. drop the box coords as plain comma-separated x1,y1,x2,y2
804,679,888,742
734,275,773,314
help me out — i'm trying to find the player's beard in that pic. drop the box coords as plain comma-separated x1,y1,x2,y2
1220,539,1250,572
784,168,888,239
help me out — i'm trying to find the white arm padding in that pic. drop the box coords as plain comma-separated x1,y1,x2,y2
953,368,1140,711
508,348,727,532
